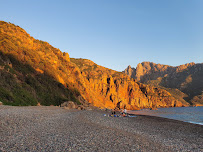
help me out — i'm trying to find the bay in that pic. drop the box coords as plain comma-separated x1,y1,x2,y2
129,106,203,125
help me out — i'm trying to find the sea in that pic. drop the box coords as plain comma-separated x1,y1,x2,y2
129,106,203,125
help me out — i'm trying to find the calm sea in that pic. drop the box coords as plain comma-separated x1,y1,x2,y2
129,106,203,125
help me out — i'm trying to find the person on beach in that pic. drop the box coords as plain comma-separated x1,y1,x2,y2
124,105,127,113
123,108,127,114
122,105,128,117
111,109,116,115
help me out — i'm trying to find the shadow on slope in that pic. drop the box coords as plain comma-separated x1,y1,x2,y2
0,51,79,106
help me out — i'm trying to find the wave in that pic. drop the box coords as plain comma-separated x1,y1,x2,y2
186,121,203,125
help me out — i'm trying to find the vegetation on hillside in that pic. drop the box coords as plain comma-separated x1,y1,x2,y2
0,21,80,106
0,21,190,109
0,51,79,106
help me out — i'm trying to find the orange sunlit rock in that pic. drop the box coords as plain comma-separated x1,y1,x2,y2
0,21,190,109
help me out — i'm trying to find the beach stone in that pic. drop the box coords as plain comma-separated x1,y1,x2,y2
77,106,82,110
64,106,70,110
77,105,86,110
61,101,77,109
37,102,41,106
0,106,202,151
86,107,92,111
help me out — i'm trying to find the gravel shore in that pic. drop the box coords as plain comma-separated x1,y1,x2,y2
0,106,202,152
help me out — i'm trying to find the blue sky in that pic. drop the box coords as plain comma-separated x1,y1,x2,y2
0,0,202,71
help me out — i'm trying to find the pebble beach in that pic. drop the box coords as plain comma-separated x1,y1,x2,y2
0,106,202,152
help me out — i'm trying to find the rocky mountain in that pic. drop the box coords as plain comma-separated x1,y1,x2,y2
0,21,189,109
70,58,189,109
123,65,136,79
123,62,203,106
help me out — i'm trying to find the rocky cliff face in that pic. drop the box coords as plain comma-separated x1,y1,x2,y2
124,65,136,79
0,21,189,109
124,62,203,105
71,59,187,109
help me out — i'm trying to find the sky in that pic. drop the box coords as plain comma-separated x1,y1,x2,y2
0,0,202,71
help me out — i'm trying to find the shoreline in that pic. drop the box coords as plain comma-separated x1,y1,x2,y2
0,105,202,151
127,106,203,126
129,113,203,126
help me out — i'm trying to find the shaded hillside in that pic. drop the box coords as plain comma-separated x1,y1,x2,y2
124,62,203,105
0,21,189,109
0,51,79,106
0,21,83,106
191,93,203,106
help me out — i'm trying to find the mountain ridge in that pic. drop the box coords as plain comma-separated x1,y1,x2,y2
0,21,191,109
123,61,203,106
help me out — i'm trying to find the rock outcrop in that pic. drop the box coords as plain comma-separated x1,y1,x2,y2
71,59,187,109
123,62,203,105
124,65,136,79
191,93,203,106
61,101,77,109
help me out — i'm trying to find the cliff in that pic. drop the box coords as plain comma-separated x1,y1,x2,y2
0,21,189,109
124,62,203,105
71,58,188,109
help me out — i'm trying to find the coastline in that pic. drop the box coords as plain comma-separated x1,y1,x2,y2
0,105,202,151
129,113,203,126
128,106,203,126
